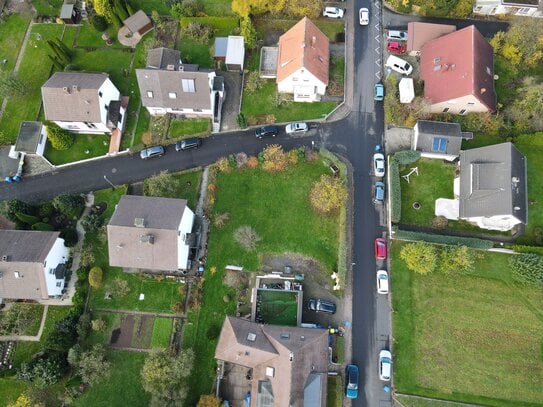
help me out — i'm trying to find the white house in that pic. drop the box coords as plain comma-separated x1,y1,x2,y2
276,17,329,102
0,231,70,301
473,0,543,17
107,195,196,273
41,72,126,134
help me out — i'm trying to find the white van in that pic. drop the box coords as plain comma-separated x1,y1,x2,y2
385,55,413,75
387,30,407,41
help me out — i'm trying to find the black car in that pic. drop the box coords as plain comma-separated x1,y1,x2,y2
175,137,202,151
308,298,336,314
255,125,278,138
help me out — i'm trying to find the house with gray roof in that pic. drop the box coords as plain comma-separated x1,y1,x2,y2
107,195,195,273
14,121,47,156
41,72,126,134
136,48,225,132
215,316,329,407
0,231,69,301
412,120,473,161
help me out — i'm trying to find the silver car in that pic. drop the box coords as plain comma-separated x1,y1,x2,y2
285,122,308,134
140,146,165,159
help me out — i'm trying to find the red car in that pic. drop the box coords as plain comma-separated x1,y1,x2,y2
386,41,406,54
375,238,387,260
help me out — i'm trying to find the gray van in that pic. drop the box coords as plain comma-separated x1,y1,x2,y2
175,137,202,151
140,146,165,159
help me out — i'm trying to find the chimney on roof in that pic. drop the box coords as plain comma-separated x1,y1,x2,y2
1,255,8,262
179,65,185,71
140,234,154,244
166,64,175,70
480,87,487,94
62,86,69,93
311,36,316,47
301,41,306,48
72,85,79,92
134,217,146,227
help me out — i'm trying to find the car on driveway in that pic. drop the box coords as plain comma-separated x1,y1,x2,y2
345,364,359,399
323,6,344,18
373,152,385,177
374,181,385,204
255,125,278,138
376,270,389,294
308,298,336,314
385,55,413,75
359,8,369,25
285,122,308,135
375,238,387,260
387,30,407,41
175,137,202,151
387,41,406,54
374,83,384,101
140,145,165,160
379,350,392,381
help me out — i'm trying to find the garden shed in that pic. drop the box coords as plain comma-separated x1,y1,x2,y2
123,10,153,36
225,36,245,72
60,0,80,24
14,121,47,156
213,37,228,61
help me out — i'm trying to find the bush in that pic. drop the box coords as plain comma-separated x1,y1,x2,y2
15,212,40,225
91,319,106,331
91,14,108,31
60,228,78,247
400,241,438,274
261,144,288,172
431,216,448,229
390,161,401,222
234,225,261,251
244,71,262,93
395,229,494,249
1,199,33,222
439,245,474,274
53,194,85,217
394,150,421,165
509,253,543,287
38,202,55,219
45,315,78,352
81,213,103,233
31,222,55,231
309,174,347,214
206,324,221,340
171,0,203,18
17,354,65,385
45,122,74,150
76,313,92,340
183,22,213,43
108,278,130,297
89,266,103,289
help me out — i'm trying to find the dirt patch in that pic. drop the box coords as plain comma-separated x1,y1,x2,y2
110,315,135,348
224,270,249,290
264,30,283,46
261,253,329,286
131,315,154,349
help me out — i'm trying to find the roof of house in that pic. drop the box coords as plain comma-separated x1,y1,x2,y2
276,17,329,85
459,142,527,223
146,47,181,70
420,25,497,112
15,121,43,153
414,120,473,156
123,10,152,34
0,231,60,263
42,72,110,122
215,316,329,407
406,22,456,53
136,67,215,110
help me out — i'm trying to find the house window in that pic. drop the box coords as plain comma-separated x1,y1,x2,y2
99,91,103,97
433,57,441,64
182,79,196,93
442,107,449,113
56,282,62,287
14,271,21,278
459,109,467,115
118,113,122,124
147,91,154,98
432,137,447,153
49,269,55,274
433,65,442,72
168,92,177,99
467,102,475,105
193,108,202,112
104,104,108,110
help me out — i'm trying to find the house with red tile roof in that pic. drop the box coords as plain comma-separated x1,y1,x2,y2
420,25,497,115
276,17,329,102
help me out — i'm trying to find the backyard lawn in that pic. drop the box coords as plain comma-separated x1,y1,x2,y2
143,169,202,209
391,242,543,406
44,133,110,165
257,290,298,326
0,14,31,84
151,318,173,348
168,118,210,139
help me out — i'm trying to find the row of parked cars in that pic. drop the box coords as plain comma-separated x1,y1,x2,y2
345,350,392,399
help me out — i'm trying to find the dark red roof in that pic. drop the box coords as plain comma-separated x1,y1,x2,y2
420,25,496,112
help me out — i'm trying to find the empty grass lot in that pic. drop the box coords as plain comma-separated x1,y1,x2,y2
184,158,341,404
391,242,543,406
151,318,173,348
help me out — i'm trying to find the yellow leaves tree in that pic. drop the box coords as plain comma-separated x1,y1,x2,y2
7,394,44,407
285,0,322,19
309,174,347,214
197,395,222,407
262,144,288,172
232,0,286,17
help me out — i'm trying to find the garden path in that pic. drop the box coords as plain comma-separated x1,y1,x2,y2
91,308,180,319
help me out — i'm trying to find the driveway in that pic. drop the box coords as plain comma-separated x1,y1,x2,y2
219,71,243,132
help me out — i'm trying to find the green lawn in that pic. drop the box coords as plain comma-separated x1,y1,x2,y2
168,118,210,139
84,311,122,347
151,318,173,348
242,81,337,123
200,0,235,16
391,242,543,406
131,0,170,14
44,133,110,165
73,350,150,407
330,56,345,87
0,14,31,80
395,396,469,407
32,0,64,15
327,376,342,407
0,376,29,406
257,290,298,326
143,169,202,209
184,157,341,404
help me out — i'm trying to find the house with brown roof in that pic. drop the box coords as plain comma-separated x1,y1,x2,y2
406,22,456,56
136,48,225,132
276,17,329,102
420,25,497,115
215,316,329,407
41,72,127,134
107,195,195,273
0,231,70,301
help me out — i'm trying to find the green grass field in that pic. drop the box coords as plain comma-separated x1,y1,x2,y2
391,242,543,406
44,133,110,165
168,118,210,139
151,318,173,348
327,376,343,407
257,290,298,326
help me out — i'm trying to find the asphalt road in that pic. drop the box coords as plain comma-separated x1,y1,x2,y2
0,7,510,407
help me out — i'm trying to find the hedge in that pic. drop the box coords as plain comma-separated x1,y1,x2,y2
511,245,543,256
15,212,40,225
394,150,421,165
390,161,401,223
395,229,494,249
32,222,55,231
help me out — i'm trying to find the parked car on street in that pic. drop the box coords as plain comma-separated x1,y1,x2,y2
379,350,392,381
345,364,360,399
376,270,389,294
175,137,202,151
374,83,384,101
374,181,385,204
385,55,413,75
387,30,407,41
375,238,387,260
308,298,336,314
285,122,308,134
359,8,369,25
387,41,406,54
373,152,385,177
140,146,165,160
255,125,279,138
323,6,344,18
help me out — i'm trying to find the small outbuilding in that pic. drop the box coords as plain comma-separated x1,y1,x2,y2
213,36,245,71
213,37,228,61
60,0,81,24
14,121,47,156
123,10,153,36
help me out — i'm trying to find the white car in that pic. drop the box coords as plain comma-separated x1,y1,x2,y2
359,8,369,25
379,350,392,381
373,152,385,177
285,122,308,135
323,7,344,19
385,55,413,76
376,270,389,294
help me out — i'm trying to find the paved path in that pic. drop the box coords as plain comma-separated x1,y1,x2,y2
91,307,182,319
0,305,48,342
